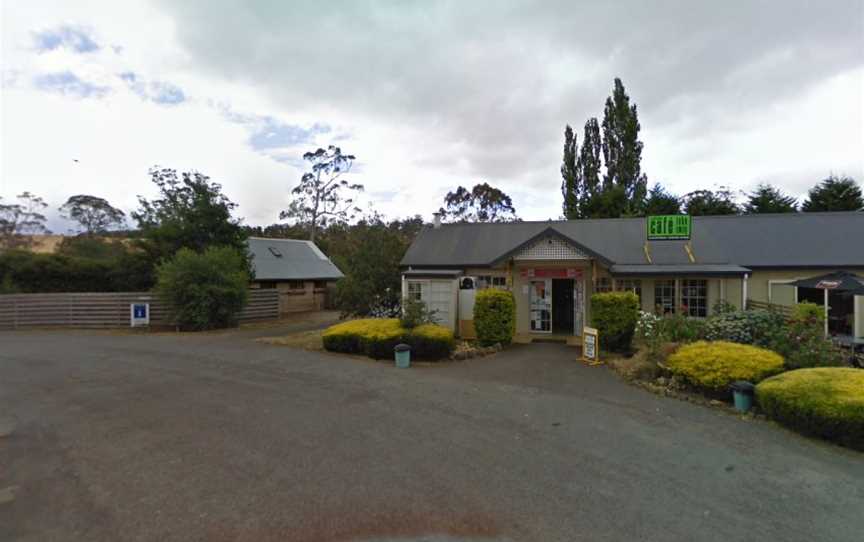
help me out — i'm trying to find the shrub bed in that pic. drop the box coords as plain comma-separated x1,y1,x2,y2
322,318,455,360
757,368,864,450
590,291,639,353
665,341,784,393
473,289,516,346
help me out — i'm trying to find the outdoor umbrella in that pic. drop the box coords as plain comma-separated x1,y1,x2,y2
790,271,864,336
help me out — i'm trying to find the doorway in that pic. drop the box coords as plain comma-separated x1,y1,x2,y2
552,279,574,334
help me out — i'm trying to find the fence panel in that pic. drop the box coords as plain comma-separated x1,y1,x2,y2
0,289,279,330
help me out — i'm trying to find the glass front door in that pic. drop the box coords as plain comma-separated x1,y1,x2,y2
530,280,552,332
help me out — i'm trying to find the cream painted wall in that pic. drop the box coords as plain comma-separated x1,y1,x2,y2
857,296,864,338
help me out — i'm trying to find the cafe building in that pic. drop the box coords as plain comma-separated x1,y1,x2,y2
400,212,864,345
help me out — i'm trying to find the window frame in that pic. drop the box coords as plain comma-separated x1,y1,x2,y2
595,277,612,293
654,279,676,315
681,279,708,318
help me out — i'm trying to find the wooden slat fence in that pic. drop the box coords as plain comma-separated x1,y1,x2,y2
0,289,279,330
746,299,793,316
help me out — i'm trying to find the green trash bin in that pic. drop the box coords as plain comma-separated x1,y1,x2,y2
730,381,755,412
394,343,411,369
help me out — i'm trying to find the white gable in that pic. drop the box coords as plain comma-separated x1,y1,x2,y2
514,235,588,260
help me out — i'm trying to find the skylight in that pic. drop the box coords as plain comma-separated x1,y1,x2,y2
268,246,282,258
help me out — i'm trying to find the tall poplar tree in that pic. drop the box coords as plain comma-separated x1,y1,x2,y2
577,118,603,218
600,78,647,217
560,125,579,219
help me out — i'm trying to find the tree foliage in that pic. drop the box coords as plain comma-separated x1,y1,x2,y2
326,213,423,317
599,78,648,217
0,192,51,250
59,195,126,233
644,184,682,215
743,184,798,214
155,246,249,330
132,168,248,268
683,188,740,216
560,124,579,219
441,182,518,223
801,175,863,212
279,145,363,242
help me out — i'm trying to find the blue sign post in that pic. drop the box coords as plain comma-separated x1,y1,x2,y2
130,302,150,327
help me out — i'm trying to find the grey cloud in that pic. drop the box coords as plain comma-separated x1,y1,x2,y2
156,1,862,189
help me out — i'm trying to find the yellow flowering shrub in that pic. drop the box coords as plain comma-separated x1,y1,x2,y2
322,318,454,360
665,340,784,391
757,368,864,450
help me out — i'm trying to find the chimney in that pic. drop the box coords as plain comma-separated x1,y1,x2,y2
432,212,442,229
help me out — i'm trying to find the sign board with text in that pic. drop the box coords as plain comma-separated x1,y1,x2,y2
582,326,599,364
520,268,583,279
647,215,691,240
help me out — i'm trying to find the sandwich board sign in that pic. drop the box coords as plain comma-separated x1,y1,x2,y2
130,302,150,327
582,326,600,364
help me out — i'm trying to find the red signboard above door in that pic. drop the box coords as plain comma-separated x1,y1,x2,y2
520,268,583,279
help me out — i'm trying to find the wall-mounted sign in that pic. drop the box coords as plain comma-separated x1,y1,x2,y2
647,215,691,240
582,326,599,364
520,268,583,279
130,302,150,327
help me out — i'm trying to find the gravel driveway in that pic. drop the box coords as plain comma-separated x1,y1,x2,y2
0,331,862,542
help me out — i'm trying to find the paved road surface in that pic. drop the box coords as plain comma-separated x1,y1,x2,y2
1,331,862,541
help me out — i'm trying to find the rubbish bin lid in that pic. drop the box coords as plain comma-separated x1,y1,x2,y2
730,380,755,393
394,343,411,352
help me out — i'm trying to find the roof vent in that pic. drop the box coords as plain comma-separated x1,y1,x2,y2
268,247,282,258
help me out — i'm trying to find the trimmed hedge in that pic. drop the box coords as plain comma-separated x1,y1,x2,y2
590,291,639,353
666,341,784,392
757,368,864,450
322,318,455,360
473,289,515,346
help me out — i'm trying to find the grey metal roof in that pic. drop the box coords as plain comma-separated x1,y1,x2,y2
610,264,751,277
403,269,463,277
247,237,344,281
401,212,864,269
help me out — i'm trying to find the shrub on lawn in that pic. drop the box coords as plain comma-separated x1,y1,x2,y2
757,368,864,450
473,289,516,346
155,246,249,330
322,318,454,360
590,291,639,353
665,341,784,392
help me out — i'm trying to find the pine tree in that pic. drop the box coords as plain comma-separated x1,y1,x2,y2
683,188,740,216
743,184,798,214
600,78,647,216
560,125,579,219
644,184,681,215
801,175,863,212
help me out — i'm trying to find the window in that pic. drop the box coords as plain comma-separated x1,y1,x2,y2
615,279,642,302
681,279,708,318
407,281,424,301
595,277,612,293
477,275,507,290
287,280,305,290
314,280,327,289
258,282,276,289
654,280,676,314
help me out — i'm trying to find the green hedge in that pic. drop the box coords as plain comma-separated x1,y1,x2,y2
666,341,785,392
0,249,154,292
473,289,516,346
322,318,455,360
757,368,864,450
590,291,639,353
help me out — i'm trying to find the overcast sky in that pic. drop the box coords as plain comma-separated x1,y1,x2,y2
2,0,862,231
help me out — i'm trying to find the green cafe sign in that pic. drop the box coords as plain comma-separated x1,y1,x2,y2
647,215,691,240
